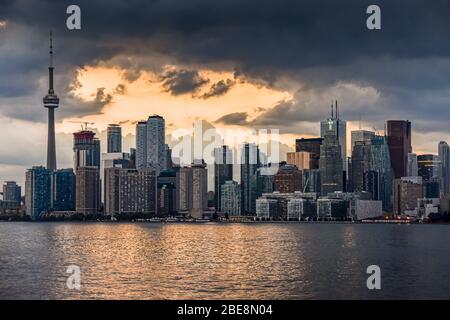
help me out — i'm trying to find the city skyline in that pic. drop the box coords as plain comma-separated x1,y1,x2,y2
3,1,450,189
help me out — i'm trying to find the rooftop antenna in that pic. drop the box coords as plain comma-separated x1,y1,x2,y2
335,100,339,120
48,31,54,95
331,102,334,119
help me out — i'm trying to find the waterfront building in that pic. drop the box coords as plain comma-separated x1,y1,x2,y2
287,198,317,221
220,180,241,216
2,181,21,204
25,166,52,219
393,177,424,215
256,198,279,220
349,199,383,220
317,198,348,220
104,167,156,217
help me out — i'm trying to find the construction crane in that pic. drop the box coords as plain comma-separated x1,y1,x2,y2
69,121,94,131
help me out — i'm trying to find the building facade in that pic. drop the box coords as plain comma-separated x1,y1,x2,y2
52,169,75,211
2,181,21,204
25,166,52,219
286,151,310,170
273,164,303,193
220,180,241,216
104,168,156,217
393,177,424,215
191,161,208,219
75,167,100,215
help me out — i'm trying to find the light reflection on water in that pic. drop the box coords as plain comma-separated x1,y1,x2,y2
0,222,449,300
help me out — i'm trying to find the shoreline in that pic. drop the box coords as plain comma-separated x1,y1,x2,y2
0,219,448,225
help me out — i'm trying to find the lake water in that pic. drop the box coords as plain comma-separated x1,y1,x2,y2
0,222,449,300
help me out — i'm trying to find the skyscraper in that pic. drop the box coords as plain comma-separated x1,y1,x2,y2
25,166,52,219
214,145,233,211
387,120,412,179
107,124,122,153
136,121,148,169
240,143,260,214
320,101,347,170
73,130,101,170
146,115,166,175
369,135,392,210
177,167,193,215
351,141,372,193
319,125,343,196
43,33,59,171
438,141,450,196
135,115,167,174
191,161,208,219
418,154,441,198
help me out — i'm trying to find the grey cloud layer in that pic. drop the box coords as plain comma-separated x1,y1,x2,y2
2,0,450,134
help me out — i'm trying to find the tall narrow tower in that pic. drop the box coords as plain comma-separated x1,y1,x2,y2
43,32,59,171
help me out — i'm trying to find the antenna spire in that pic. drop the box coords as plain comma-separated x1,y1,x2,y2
335,100,338,120
48,31,54,94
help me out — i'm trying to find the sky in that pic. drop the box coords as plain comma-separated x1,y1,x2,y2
1,0,450,188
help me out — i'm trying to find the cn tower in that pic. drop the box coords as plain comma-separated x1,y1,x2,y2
43,32,59,171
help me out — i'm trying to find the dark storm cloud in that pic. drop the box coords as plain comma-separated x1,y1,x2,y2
215,112,249,126
2,0,450,135
160,68,209,95
201,79,235,99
